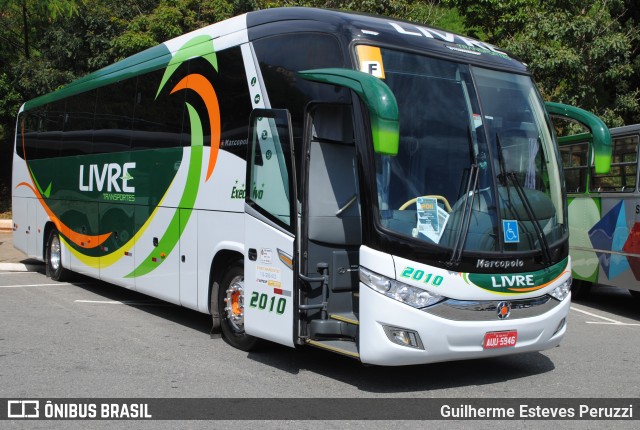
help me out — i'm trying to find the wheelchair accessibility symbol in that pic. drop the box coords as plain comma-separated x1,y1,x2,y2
503,220,520,243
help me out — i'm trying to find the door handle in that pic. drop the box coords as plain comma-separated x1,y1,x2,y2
248,248,257,261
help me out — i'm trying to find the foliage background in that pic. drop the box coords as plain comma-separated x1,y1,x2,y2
1,0,639,215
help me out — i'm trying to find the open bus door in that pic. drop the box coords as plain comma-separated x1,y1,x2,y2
295,69,400,358
242,71,399,353
243,109,297,347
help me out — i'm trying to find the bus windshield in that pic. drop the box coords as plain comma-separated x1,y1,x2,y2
372,47,566,254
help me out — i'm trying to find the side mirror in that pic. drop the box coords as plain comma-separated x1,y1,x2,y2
545,102,612,174
299,68,399,156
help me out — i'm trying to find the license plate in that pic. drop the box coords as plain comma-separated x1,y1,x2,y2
483,330,517,349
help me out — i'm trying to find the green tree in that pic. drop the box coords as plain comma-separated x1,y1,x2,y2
510,1,639,126
111,0,237,58
0,0,158,212
446,0,640,126
0,0,81,59
268,0,446,26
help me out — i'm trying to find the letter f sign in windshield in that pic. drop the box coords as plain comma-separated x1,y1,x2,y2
362,61,383,78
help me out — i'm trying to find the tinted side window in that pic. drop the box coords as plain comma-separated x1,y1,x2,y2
16,112,25,159
23,108,42,160
61,90,97,157
253,33,347,114
21,102,66,160
253,33,348,193
185,47,252,159
132,68,187,150
93,79,136,154
247,109,296,231
39,100,65,159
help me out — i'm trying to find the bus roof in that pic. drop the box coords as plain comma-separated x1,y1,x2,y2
23,7,527,111
246,8,526,72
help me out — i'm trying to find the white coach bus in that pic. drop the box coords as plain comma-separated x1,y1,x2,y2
13,7,599,365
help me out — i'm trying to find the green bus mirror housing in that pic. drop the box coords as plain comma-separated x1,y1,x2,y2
299,68,399,156
545,102,612,174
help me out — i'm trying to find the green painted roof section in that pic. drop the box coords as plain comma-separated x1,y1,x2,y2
24,32,223,111
299,68,400,156
23,43,173,111
545,102,612,174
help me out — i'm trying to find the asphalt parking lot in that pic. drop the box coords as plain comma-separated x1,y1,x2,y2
1,231,639,427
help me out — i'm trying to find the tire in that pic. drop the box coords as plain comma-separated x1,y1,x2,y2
46,228,70,282
629,290,640,301
216,261,260,351
570,279,592,299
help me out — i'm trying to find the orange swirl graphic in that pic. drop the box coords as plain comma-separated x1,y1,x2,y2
171,73,221,181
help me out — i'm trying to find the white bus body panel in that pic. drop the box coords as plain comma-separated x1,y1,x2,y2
358,284,570,366
12,130,37,258
358,246,571,365
243,212,295,347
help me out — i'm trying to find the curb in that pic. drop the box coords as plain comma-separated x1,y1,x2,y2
0,219,12,232
0,262,44,272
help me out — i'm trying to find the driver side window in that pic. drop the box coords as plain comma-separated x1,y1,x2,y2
246,109,296,231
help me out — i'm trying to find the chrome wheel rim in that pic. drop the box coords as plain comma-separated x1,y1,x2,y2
50,234,61,271
224,275,245,333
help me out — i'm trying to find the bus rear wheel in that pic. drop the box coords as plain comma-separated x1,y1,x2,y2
47,228,70,282
217,261,260,351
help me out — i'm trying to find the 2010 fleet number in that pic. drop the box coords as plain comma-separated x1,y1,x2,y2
401,266,444,286
249,292,286,315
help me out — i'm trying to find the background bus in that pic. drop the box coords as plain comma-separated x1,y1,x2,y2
14,7,583,365
558,121,640,300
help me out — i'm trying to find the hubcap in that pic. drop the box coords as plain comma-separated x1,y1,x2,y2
224,275,245,333
50,234,61,271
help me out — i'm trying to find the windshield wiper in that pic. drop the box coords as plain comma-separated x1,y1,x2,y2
448,163,478,267
495,133,526,236
494,133,552,264
506,171,552,264
495,132,508,186
447,81,482,267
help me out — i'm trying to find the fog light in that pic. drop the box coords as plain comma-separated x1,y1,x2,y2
553,317,566,336
382,325,424,350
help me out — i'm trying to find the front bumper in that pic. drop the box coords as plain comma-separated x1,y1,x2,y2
358,282,570,366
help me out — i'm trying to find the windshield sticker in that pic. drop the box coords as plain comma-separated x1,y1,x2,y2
473,114,482,129
414,197,449,243
356,45,385,79
503,220,520,243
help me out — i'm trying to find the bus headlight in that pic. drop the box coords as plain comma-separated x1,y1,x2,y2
360,266,445,308
549,277,572,301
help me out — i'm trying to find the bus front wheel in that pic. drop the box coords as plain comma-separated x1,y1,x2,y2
46,228,70,282
217,261,260,351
